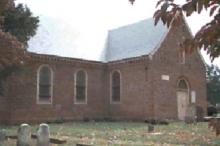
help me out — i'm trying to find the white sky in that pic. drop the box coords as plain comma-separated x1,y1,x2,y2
16,0,220,66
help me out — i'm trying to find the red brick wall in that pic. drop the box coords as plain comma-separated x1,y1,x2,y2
0,19,207,124
105,19,207,120
149,19,207,119
0,96,10,123
6,58,107,124
106,58,152,120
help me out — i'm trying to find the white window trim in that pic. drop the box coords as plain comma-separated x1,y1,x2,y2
180,51,186,64
191,90,196,103
36,64,53,105
110,70,122,104
74,69,88,104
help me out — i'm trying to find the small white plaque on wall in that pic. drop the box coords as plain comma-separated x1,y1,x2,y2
161,75,170,81
191,91,196,103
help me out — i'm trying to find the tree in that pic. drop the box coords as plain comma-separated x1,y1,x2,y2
0,0,38,67
207,64,220,105
129,0,220,61
3,3,39,46
0,0,12,15
0,0,39,95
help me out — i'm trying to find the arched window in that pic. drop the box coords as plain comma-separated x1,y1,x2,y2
75,70,87,104
111,71,121,103
178,79,188,90
37,65,53,104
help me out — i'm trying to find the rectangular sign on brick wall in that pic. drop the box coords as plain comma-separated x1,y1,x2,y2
191,91,196,103
161,75,169,81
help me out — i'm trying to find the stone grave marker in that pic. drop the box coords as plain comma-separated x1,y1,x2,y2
0,129,6,146
196,106,204,122
216,119,220,136
17,124,31,146
148,124,154,133
185,104,196,124
37,123,50,146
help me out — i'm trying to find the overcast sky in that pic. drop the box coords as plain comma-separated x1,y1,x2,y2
16,0,220,65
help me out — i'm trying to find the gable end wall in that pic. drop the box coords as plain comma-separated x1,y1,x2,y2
149,19,207,119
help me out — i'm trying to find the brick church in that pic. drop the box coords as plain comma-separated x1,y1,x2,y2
0,16,207,124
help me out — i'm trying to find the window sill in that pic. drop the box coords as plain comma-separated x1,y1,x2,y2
37,101,52,105
110,101,121,104
74,102,87,105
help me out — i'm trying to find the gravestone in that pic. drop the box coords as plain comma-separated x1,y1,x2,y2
17,124,31,146
37,123,50,146
185,104,196,124
148,124,154,133
216,120,220,136
0,129,6,146
206,117,220,136
196,106,204,122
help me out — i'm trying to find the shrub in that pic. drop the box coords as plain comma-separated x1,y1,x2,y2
207,106,217,116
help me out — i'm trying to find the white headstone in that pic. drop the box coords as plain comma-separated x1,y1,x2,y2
17,124,31,146
0,130,6,146
185,104,196,124
37,123,50,146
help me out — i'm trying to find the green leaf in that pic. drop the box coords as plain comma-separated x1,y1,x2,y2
3,3,39,46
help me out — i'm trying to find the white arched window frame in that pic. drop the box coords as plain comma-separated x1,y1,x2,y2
74,70,88,104
37,65,53,104
110,70,122,104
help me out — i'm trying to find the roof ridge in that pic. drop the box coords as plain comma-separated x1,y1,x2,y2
108,17,154,32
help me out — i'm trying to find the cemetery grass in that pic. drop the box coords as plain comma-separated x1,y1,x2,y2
1,122,220,146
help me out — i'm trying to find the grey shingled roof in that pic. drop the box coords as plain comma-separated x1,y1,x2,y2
105,18,168,62
27,17,168,62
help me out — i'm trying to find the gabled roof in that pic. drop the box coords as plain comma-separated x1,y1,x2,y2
27,17,168,62
105,18,168,62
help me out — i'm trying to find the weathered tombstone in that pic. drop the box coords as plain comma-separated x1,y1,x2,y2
37,123,50,146
216,120,220,136
208,118,217,131
0,129,6,146
196,106,204,122
148,124,154,133
17,123,31,146
185,104,196,124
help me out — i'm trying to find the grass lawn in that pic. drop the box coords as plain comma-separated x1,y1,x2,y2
1,122,220,146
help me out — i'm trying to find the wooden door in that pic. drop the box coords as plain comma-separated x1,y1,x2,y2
177,91,188,120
